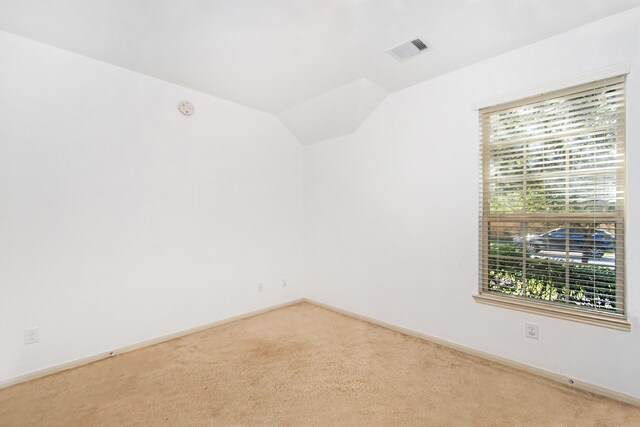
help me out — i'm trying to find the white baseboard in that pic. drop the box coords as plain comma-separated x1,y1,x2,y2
302,298,640,407
3,297,638,408
0,298,303,390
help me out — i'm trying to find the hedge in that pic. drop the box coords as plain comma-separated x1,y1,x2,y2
487,243,617,311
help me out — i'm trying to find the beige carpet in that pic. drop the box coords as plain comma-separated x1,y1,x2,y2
0,302,638,426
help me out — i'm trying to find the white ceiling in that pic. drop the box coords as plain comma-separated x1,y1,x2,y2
1,0,639,144
277,78,389,145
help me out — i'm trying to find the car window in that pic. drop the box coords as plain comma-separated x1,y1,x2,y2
544,228,562,236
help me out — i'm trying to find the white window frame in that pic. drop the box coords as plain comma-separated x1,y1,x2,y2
474,76,629,331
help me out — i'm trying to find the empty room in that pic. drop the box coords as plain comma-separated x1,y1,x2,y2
1,0,640,425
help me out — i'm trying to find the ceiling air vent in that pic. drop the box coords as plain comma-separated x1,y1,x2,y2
387,38,430,62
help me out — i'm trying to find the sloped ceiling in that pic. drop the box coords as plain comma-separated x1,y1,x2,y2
0,0,639,144
277,78,388,145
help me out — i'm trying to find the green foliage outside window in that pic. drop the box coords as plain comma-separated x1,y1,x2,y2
488,243,616,311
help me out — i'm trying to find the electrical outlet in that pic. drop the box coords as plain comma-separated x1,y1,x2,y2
282,279,287,288
24,327,39,345
258,283,263,292
526,322,539,339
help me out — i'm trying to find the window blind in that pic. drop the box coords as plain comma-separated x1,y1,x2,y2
478,76,626,324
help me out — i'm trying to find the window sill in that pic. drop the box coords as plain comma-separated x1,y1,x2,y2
473,293,631,331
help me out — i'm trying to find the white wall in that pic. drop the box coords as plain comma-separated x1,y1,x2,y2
0,31,303,383
304,9,640,398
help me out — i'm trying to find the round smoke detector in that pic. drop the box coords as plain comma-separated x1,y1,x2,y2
178,101,194,116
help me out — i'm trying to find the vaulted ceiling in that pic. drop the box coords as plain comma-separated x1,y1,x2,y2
1,0,638,144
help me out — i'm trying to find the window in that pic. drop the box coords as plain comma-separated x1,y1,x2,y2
475,76,628,330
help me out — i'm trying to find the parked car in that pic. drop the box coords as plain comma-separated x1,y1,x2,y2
513,228,615,258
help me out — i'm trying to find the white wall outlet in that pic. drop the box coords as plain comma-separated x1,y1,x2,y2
258,283,263,292
24,327,39,345
526,322,539,339
282,279,287,288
